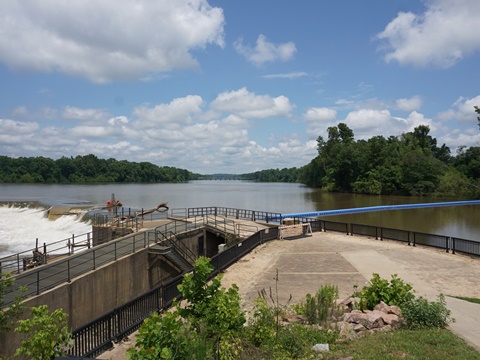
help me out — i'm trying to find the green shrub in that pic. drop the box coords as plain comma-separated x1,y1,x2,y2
401,294,454,329
302,284,339,324
14,305,71,360
245,296,278,347
129,257,245,359
356,273,415,310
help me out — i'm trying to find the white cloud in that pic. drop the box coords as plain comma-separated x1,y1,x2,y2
0,119,39,134
0,1,225,83
304,108,337,122
234,34,296,66
437,95,480,124
132,95,204,129
395,96,423,112
303,107,338,138
262,72,307,79
303,105,438,142
62,106,110,122
211,87,293,118
377,0,480,68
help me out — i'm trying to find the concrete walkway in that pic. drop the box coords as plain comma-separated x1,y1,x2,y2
221,231,480,352
98,231,480,359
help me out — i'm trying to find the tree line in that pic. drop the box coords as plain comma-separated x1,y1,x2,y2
243,124,480,198
0,154,200,183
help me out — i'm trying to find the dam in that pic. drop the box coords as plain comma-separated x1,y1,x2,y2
1,201,479,358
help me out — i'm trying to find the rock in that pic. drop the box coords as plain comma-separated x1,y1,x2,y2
374,301,402,317
380,312,400,327
312,343,329,352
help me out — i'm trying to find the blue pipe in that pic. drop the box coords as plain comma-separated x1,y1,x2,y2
272,200,480,220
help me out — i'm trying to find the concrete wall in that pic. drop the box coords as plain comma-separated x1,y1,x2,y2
0,227,225,357
0,248,151,358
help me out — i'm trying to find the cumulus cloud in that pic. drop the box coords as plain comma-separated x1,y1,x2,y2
234,34,296,66
377,0,480,68
437,95,480,124
211,87,293,118
132,95,204,130
62,106,110,122
395,96,423,112
302,105,439,143
0,1,225,82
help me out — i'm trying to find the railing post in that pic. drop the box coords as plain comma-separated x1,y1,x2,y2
43,243,47,264
36,270,40,295
67,259,71,282
93,249,96,270
446,236,449,253
452,237,456,254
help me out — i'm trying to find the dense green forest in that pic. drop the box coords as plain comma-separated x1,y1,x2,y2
0,154,200,183
243,124,480,198
240,167,299,183
1,124,479,198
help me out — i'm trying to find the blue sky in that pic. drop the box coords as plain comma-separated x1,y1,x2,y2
0,0,479,174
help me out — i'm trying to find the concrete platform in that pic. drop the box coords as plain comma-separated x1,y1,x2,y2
98,231,480,359
221,231,480,352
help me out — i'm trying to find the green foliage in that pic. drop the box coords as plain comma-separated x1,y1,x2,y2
178,257,246,338
14,305,71,360
327,328,480,360
436,168,478,198
245,296,278,347
0,272,26,333
0,154,200,184
240,167,300,183
129,257,245,359
128,310,211,360
475,105,480,129
245,296,338,359
355,273,415,311
301,284,339,325
298,123,480,197
452,296,480,304
401,294,453,329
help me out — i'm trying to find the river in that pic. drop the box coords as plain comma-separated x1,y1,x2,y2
0,181,479,257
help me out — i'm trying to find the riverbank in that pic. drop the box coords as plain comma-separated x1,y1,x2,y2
98,231,480,359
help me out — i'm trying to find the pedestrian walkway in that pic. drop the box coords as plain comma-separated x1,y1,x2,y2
98,231,480,359
221,231,480,351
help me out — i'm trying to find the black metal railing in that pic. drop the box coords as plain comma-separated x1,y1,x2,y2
351,223,378,239
184,206,282,224
323,220,349,234
451,237,480,256
66,208,480,358
68,227,279,358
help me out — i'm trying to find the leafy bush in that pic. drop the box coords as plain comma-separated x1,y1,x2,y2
14,305,71,360
355,273,415,310
128,310,211,360
129,257,245,359
0,272,26,333
402,294,454,329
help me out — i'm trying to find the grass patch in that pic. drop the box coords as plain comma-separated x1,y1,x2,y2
451,295,480,304
325,328,480,360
